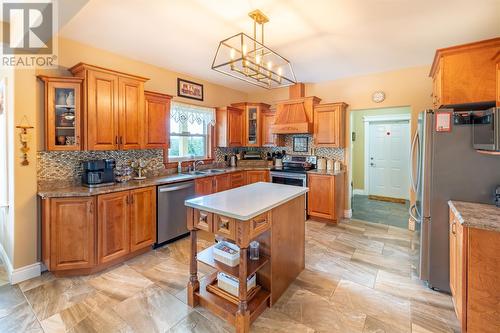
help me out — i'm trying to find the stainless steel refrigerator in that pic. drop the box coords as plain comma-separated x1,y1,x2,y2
409,109,500,292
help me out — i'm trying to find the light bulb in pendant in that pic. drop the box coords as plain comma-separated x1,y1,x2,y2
242,44,247,56
267,61,272,70
277,67,282,76
230,48,236,60
255,54,261,65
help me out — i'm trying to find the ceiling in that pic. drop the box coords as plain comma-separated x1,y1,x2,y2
59,0,500,92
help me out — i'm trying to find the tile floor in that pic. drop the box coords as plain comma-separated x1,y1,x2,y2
0,219,459,333
352,195,410,228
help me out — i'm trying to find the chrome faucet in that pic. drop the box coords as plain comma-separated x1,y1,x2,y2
193,160,204,172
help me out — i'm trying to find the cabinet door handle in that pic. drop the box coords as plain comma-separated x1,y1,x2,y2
451,222,456,235
130,194,134,204
115,136,119,145
120,136,123,145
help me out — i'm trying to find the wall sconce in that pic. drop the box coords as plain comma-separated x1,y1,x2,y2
16,116,34,166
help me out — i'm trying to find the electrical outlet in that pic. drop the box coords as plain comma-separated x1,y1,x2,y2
352,132,356,142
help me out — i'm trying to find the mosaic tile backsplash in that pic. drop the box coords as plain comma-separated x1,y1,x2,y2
215,134,344,163
37,149,165,181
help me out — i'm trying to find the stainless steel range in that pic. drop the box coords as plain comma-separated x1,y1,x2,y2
270,155,316,187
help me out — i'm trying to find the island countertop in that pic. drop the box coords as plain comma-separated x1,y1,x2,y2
185,182,308,220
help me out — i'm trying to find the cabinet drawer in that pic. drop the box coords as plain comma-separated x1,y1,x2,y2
249,212,270,237
230,172,245,188
194,210,213,232
214,215,236,240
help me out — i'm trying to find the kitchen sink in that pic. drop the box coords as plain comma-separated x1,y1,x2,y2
183,171,205,175
200,169,225,174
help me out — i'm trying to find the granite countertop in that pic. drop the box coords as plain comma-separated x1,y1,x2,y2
306,169,345,176
448,200,500,232
185,182,308,220
38,166,271,198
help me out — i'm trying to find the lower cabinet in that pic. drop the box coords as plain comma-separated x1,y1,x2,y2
98,191,130,264
449,207,500,333
214,174,231,192
195,177,215,196
230,171,245,188
43,197,96,271
42,186,156,276
307,173,344,223
245,170,269,184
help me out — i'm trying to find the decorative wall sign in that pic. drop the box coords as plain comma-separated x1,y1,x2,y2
177,78,204,101
293,136,308,152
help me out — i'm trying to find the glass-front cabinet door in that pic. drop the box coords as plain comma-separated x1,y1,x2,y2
40,76,83,151
246,106,259,146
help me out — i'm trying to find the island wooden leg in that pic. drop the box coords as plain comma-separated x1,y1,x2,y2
235,247,250,333
187,230,199,307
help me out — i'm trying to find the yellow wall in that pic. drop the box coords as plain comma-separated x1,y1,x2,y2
7,37,248,270
248,65,433,209
351,106,411,190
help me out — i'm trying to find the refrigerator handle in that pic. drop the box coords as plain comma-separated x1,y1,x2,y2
409,130,420,193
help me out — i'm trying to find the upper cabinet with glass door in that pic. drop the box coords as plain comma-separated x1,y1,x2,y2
38,76,83,151
231,102,270,147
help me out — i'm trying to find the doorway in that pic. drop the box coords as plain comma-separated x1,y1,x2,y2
350,107,411,228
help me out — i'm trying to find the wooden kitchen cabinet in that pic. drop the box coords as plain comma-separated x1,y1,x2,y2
196,174,232,195
430,38,500,107
129,187,157,252
41,186,156,276
313,103,347,148
144,91,172,149
216,106,245,147
38,76,84,151
43,197,96,271
231,102,271,147
118,76,145,150
214,174,231,192
230,171,245,188
448,206,500,333
307,173,344,223
70,63,148,151
195,177,215,196
98,191,130,264
261,110,284,147
495,53,500,107
246,170,269,184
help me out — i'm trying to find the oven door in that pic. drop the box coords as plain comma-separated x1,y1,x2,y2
270,172,306,187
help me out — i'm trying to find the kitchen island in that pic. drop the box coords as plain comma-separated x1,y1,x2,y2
185,182,308,333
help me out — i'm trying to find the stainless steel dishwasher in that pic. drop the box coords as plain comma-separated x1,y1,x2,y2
156,180,195,247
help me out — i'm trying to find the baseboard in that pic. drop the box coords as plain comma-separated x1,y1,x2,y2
0,242,13,282
353,189,366,195
344,209,352,219
10,262,42,284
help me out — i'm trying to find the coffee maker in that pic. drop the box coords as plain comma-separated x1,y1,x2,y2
82,159,116,187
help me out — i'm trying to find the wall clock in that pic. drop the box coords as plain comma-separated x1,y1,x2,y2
372,91,385,103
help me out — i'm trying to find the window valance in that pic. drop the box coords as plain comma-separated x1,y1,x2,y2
171,101,215,126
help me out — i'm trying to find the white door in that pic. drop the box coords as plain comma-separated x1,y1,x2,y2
368,121,410,199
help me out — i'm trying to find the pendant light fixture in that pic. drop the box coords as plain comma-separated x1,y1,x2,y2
211,10,296,89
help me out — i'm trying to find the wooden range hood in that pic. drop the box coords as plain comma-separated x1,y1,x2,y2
271,83,321,134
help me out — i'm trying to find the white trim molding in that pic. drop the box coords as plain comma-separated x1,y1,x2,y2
10,262,42,284
363,114,411,198
0,242,42,284
0,241,13,281
344,209,352,219
353,189,366,195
